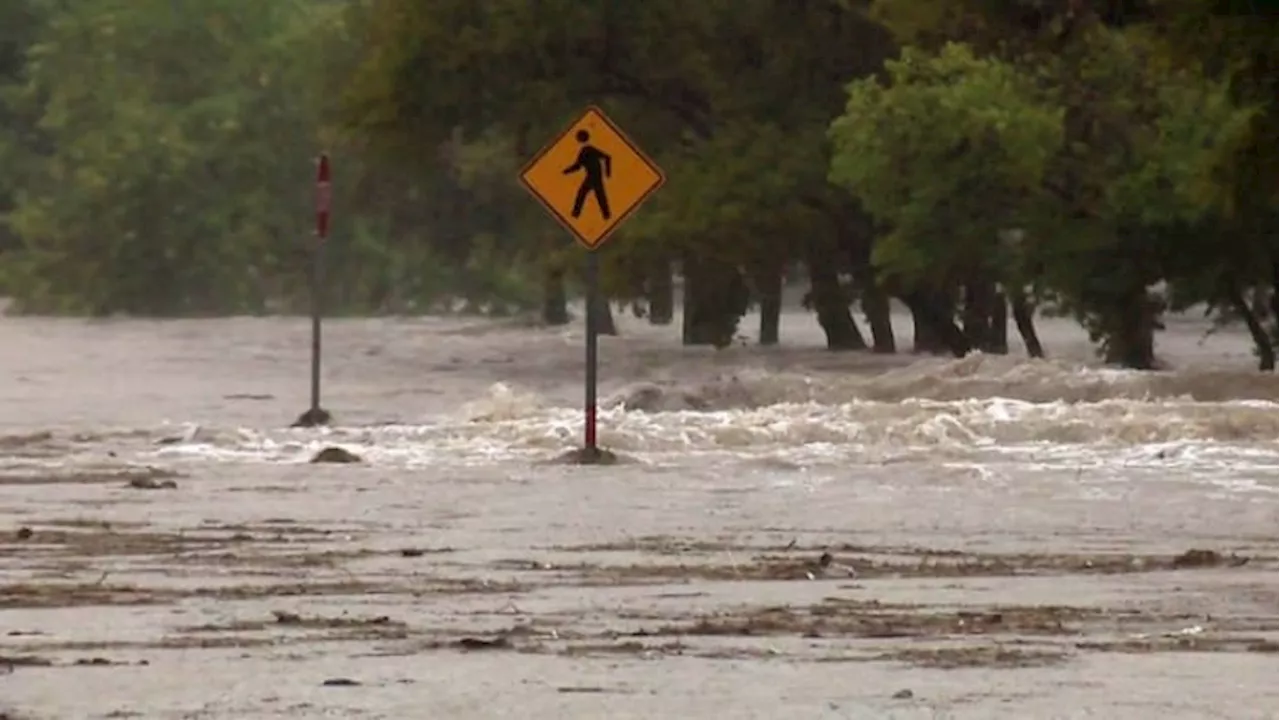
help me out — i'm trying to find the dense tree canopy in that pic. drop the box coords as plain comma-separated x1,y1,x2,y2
0,0,1273,368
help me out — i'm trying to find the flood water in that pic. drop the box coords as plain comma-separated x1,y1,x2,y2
0,306,1276,719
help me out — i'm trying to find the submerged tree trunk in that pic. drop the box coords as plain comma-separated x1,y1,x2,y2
961,280,993,351
647,257,674,325
848,218,893,353
682,254,746,348
1250,287,1272,324
591,289,617,336
541,266,569,326
754,266,783,346
1228,282,1276,371
902,289,971,357
862,283,895,353
962,279,1008,353
990,290,1009,354
908,287,957,354
681,272,698,344
912,310,943,354
1009,289,1045,358
807,263,866,351
1101,289,1157,369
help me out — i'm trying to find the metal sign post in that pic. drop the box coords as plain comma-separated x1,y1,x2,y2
294,153,332,428
583,252,601,451
517,107,665,460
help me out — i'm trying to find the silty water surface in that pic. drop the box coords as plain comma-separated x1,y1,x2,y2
0,307,1275,719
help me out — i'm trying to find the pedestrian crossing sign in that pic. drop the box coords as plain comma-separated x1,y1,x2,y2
519,106,665,251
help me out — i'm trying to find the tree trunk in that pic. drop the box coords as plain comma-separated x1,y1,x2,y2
912,310,943,353
862,283,896,353
901,289,971,357
681,270,699,344
681,253,745,348
1228,282,1276,371
591,290,617,336
1250,287,1270,318
962,278,993,351
989,290,1009,354
909,287,956,354
755,267,782,346
541,266,569,326
1102,289,1157,369
808,263,866,351
1009,289,1045,358
646,257,674,325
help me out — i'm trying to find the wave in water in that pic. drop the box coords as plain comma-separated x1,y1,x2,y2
122,389,1276,476
4,357,1275,472
605,354,1278,411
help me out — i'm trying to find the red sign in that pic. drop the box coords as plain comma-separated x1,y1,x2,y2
316,153,332,240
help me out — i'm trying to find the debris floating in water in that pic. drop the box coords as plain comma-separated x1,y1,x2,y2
310,446,362,464
127,476,178,490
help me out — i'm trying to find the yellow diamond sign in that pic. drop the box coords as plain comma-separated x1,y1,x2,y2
519,106,665,250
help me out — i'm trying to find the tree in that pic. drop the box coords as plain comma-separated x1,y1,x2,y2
0,0,1265,375
828,43,1063,357
1139,0,1277,368
837,0,1274,368
0,0,539,316
340,0,896,346
3,0,328,313
0,0,50,266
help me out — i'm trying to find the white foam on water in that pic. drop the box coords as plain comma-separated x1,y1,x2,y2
125,380,1277,494
3,354,1272,497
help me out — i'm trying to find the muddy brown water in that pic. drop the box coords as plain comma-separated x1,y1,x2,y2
0,306,1276,719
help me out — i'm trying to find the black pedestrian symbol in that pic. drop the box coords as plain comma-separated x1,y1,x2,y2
564,129,612,221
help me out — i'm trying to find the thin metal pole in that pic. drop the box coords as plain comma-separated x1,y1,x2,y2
309,240,324,415
584,251,600,451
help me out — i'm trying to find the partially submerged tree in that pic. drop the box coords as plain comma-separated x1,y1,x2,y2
0,0,1267,370
828,43,1062,358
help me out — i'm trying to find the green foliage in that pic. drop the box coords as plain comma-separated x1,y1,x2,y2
5,1,270,310
0,0,548,316
0,0,50,263
830,2,1274,364
0,0,1270,367
340,0,891,302
828,43,1063,286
